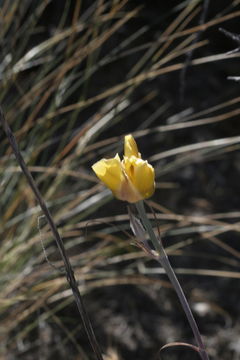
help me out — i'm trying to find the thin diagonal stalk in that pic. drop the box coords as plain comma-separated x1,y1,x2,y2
135,200,209,360
136,200,164,254
158,256,209,360
0,107,103,360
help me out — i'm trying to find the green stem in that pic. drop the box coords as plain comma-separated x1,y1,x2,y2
159,256,209,360
136,201,209,360
135,201,164,255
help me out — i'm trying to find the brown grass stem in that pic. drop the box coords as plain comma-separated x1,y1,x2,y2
0,107,103,360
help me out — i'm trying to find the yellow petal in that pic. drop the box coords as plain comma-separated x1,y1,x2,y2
124,156,155,199
92,134,155,203
92,154,124,193
124,134,140,158
133,160,155,199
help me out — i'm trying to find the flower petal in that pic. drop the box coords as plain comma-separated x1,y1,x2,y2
134,160,155,198
92,134,155,203
124,134,140,158
124,156,155,199
92,154,124,193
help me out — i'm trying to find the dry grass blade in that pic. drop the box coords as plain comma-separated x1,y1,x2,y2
0,109,104,360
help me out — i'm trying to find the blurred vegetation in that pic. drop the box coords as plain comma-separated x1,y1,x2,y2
1,1,240,359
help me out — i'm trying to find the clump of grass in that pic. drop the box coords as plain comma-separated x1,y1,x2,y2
1,1,240,359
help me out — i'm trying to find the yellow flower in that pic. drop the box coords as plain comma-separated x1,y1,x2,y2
92,134,155,203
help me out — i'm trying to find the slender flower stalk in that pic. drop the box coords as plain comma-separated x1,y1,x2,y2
136,201,209,360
